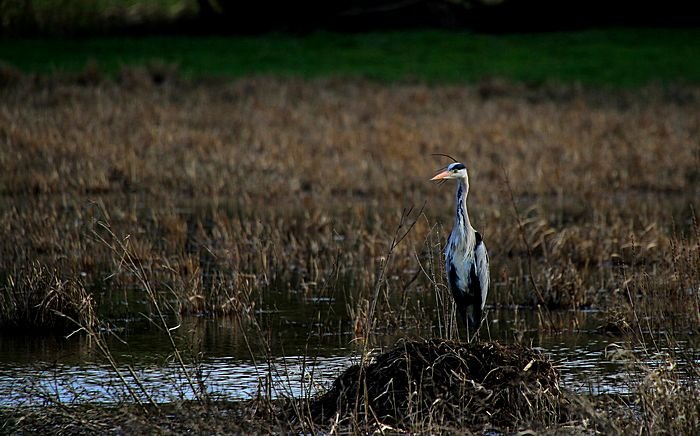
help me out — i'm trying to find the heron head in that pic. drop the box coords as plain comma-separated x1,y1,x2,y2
430,162,468,181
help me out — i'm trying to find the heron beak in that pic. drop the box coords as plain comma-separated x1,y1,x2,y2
430,170,451,181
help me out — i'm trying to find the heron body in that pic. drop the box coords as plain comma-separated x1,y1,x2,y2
431,162,490,339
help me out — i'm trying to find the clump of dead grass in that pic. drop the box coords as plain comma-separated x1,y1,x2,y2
297,338,566,432
632,353,700,434
0,262,96,333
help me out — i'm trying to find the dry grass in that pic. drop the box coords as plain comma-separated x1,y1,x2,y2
0,401,270,434
1,71,699,435
0,74,699,335
300,339,566,432
0,262,96,332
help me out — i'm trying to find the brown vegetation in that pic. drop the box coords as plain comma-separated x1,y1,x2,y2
302,339,565,431
1,72,699,434
0,262,96,332
0,72,699,433
1,74,698,335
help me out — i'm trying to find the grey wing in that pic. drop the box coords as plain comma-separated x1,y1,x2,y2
474,239,489,310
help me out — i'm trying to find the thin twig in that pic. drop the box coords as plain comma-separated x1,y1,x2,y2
94,221,204,404
353,202,425,421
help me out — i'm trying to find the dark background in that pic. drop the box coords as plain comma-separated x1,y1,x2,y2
3,0,700,37
189,0,700,34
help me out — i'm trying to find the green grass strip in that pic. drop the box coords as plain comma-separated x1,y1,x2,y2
1,28,699,86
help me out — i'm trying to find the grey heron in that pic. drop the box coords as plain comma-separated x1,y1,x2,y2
431,162,490,340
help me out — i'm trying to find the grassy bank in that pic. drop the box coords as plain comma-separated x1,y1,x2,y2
2,29,700,85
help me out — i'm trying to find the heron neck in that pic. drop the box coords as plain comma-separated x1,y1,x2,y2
454,179,472,234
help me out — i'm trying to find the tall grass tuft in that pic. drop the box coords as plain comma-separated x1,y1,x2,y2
0,262,96,333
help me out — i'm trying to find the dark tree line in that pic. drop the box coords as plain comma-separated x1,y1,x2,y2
200,0,700,34
2,0,700,37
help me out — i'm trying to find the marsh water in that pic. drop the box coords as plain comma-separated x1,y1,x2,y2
1,186,698,407
2,298,695,407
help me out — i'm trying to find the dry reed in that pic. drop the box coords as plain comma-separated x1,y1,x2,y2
0,75,698,335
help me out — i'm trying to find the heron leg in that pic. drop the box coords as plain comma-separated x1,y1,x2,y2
457,307,469,342
465,305,483,342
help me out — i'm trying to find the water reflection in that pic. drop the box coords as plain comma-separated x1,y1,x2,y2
0,309,696,406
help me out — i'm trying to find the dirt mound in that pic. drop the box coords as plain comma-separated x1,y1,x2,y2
306,339,567,430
